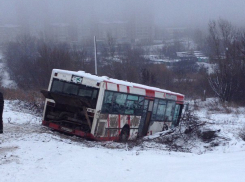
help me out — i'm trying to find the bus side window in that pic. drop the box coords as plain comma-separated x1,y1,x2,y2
102,92,145,116
165,101,175,122
152,99,167,121
125,100,135,114
172,104,181,126
134,96,144,115
112,93,127,114
125,95,139,115
151,99,159,120
101,91,114,113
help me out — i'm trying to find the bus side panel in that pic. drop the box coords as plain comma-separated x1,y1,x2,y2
120,115,127,130
120,115,140,139
94,113,141,140
91,82,106,135
94,114,119,138
82,77,98,88
94,114,108,137
129,116,141,139
42,98,54,120
108,114,119,137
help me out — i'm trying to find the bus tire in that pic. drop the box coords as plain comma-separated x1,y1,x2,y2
119,125,130,142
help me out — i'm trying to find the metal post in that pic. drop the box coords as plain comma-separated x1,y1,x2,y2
94,36,97,75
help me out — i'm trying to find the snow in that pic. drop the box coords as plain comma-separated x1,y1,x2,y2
143,55,180,63
1,99,245,182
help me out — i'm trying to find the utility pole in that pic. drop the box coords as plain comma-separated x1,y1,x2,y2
94,36,97,75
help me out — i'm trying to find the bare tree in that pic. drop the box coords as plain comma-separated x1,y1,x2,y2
3,35,40,89
107,33,116,58
207,19,245,103
3,35,92,90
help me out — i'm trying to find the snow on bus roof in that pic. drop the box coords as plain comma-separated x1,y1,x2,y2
53,69,184,97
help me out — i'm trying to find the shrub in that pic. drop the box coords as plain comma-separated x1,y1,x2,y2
239,126,245,141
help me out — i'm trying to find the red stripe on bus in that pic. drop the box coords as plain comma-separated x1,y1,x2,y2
106,82,108,90
176,102,184,104
117,84,120,92
49,123,59,130
134,85,164,94
146,90,155,97
118,115,121,135
127,86,130,93
177,95,184,101
145,97,154,100
42,120,48,126
104,80,115,84
43,120,96,140
74,130,86,137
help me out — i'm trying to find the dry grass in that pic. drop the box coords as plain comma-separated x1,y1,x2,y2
204,99,233,114
239,126,245,141
0,87,45,116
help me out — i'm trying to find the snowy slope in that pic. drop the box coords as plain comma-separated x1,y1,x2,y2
1,100,245,182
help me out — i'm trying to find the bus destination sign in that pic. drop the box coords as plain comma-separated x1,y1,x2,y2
71,75,83,84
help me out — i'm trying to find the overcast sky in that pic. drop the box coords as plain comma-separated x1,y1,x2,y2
154,0,245,28
0,0,244,29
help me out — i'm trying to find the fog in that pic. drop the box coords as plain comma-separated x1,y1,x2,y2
0,0,244,42
1,0,244,25
154,0,245,28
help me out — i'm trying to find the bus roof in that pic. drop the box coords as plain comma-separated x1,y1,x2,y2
53,69,184,98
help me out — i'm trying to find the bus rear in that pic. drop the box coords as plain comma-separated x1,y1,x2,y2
41,69,100,140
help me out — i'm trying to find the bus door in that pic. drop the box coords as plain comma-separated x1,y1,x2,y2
138,99,154,137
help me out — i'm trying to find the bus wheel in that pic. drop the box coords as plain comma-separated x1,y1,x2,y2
119,125,130,142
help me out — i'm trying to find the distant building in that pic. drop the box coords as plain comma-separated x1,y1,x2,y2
77,23,92,42
48,23,72,42
130,12,154,44
97,21,128,42
165,28,187,40
154,26,166,42
193,51,209,62
96,15,154,44
177,51,209,62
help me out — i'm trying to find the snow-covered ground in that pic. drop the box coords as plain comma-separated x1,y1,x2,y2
1,100,245,182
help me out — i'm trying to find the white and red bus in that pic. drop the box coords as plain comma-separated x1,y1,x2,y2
41,69,184,141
